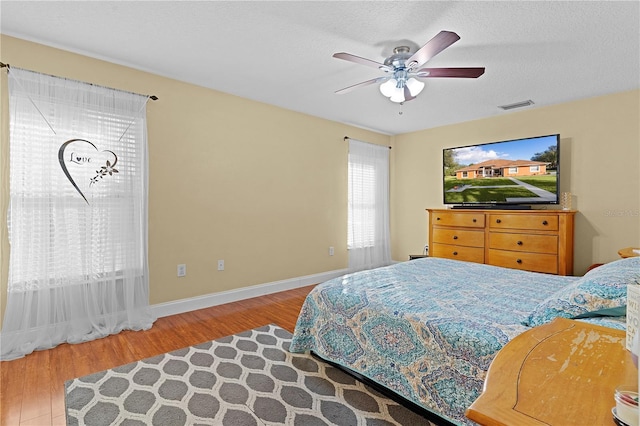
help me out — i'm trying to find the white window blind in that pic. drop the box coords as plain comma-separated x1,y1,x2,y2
348,161,376,248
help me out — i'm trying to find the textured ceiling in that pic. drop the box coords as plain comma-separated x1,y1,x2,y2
1,1,639,135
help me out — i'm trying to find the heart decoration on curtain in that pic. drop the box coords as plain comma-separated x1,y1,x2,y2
58,138,119,204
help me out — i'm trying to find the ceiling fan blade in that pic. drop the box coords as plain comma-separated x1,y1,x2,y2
415,67,485,78
335,77,389,94
406,31,461,70
333,52,393,72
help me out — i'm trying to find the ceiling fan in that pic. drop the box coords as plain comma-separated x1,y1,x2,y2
333,30,485,103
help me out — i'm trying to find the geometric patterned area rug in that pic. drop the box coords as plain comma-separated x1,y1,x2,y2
65,324,436,425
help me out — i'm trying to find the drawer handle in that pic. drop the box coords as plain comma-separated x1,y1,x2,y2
436,217,441,221
472,219,477,223
516,259,523,264
517,241,523,245
453,235,458,240
453,251,458,256
496,219,502,224
542,220,548,225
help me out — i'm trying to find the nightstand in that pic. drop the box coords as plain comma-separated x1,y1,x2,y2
466,318,637,426
618,247,640,258
408,255,428,260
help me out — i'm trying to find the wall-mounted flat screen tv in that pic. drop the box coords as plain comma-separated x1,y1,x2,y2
443,134,560,207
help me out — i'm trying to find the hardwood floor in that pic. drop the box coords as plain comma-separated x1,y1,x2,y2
0,285,316,426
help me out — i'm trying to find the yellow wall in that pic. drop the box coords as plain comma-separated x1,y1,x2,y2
392,90,640,273
0,35,392,325
1,35,639,328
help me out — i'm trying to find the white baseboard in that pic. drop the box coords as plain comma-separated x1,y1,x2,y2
150,268,349,319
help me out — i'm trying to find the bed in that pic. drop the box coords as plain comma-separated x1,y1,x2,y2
289,256,637,425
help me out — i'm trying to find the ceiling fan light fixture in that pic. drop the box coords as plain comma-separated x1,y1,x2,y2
379,79,397,97
381,78,407,102
406,78,425,96
389,87,405,103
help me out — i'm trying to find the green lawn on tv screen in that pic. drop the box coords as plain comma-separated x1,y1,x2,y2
443,175,557,203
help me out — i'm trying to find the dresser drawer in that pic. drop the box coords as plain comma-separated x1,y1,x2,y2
432,211,485,228
432,228,484,248
489,214,558,231
489,232,558,254
487,249,558,274
432,243,485,263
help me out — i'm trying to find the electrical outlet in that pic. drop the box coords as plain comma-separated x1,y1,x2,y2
424,244,429,256
177,264,186,277
217,260,224,271
329,246,334,256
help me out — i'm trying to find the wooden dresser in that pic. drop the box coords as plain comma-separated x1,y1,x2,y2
427,209,576,275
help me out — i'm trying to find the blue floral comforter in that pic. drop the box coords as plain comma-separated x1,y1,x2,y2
289,257,624,425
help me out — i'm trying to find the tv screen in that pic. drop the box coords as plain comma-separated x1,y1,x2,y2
443,134,560,206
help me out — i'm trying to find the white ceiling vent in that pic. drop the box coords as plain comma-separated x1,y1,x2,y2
498,100,535,110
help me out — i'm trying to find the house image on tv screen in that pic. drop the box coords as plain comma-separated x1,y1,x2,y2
455,159,548,179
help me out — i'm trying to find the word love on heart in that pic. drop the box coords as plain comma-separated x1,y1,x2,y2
58,139,119,204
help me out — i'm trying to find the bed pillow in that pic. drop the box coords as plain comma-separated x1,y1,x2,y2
524,257,640,327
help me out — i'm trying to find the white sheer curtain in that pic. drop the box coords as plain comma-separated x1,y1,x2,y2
1,68,156,361
347,139,391,272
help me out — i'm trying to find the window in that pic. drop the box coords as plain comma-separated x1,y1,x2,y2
530,165,540,173
347,139,391,271
348,161,376,248
1,67,155,360
509,167,518,174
